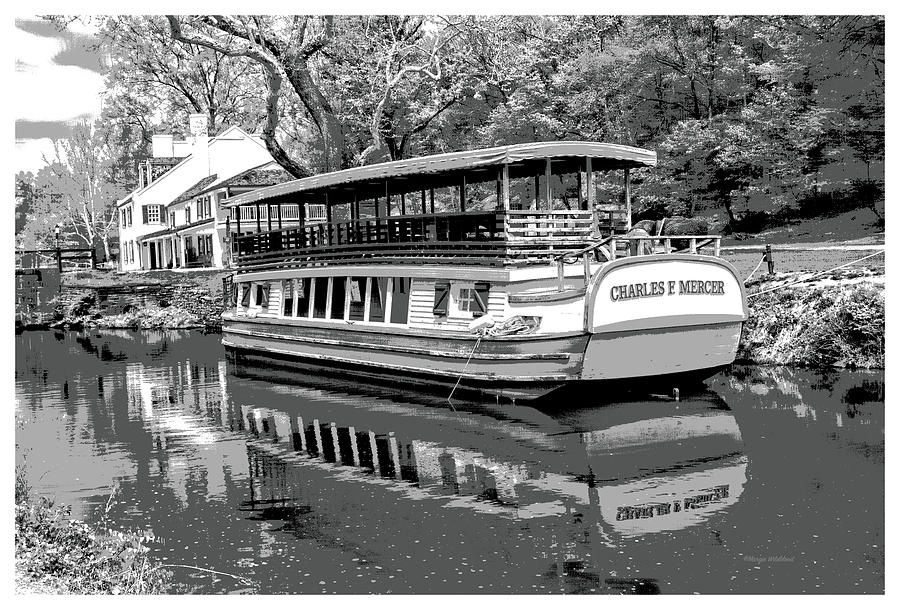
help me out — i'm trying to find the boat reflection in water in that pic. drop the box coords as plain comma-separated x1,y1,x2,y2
223,360,747,592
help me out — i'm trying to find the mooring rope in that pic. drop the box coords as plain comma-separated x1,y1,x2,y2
447,334,483,406
744,254,767,284
747,250,884,299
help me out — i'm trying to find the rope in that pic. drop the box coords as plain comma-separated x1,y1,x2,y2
447,334,483,406
747,250,884,299
744,254,767,284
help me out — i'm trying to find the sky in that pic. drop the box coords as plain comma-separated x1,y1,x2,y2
13,16,106,174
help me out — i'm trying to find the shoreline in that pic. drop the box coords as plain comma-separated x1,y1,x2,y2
18,267,884,371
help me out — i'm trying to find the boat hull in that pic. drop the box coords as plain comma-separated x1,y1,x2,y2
222,317,740,402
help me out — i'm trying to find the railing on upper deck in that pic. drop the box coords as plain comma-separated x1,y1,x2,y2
233,209,605,270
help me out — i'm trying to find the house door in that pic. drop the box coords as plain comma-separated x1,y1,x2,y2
148,243,157,269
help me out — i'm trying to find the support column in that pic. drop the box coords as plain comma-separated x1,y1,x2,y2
501,163,510,210
368,431,380,474
255,204,261,233
429,189,435,214
459,175,467,212
295,416,307,451
313,418,323,457
388,432,402,481
348,426,359,466
266,204,272,232
544,158,552,210
533,175,539,210
330,422,341,462
624,167,632,230
586,157,596,234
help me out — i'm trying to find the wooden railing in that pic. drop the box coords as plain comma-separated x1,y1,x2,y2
233,210,598,269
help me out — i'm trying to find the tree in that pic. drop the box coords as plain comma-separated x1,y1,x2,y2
25,123,127,260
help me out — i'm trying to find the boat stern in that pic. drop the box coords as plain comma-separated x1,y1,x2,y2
581,255,747,382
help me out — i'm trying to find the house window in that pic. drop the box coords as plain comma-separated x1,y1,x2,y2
186,206,192,223
348,277,367,321
126,207,132,227
146,204,161,224
296,278,312,317
330,277,346,319
169,212,175,228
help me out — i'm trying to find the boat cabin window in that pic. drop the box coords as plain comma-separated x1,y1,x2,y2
312,277,329,318
348,277,367,321
254,283,269,309
452,282,489,317
296,278,312,317
369,278,388,323
330,278,346,320
282,280,294,316
390,277,409,324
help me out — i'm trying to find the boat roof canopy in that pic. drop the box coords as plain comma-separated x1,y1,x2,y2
224,141,656,208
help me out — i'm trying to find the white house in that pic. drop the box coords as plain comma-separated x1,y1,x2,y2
117,114,289,271
139,161,296,269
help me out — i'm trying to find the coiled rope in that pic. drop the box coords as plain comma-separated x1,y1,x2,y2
747,250,884,299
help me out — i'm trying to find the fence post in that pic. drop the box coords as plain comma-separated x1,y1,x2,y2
766,244,775,274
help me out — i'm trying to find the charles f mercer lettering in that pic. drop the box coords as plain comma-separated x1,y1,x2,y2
610,279,726,302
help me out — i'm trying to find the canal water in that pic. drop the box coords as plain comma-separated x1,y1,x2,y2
15,330,884,594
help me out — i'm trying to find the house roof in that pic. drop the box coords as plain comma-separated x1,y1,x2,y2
139,216,216,242
220,163,294,189
224,141,658,208
116,126,267,208
169,175,219,207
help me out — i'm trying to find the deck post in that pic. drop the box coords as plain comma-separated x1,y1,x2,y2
501,164,510,210
583,250,591,286
401,192,406,216
624,167,632,230
267,204,273,232
313,419,323,457
429,188,435,214
277,203,282,229
368,431,380,474
421,190,426,214
533,175,539,210
348,426,359,466
330,422,341,462
295,416,306,451
577,171,584,210
586,157,596,234
544,158,552,210
459,175,466,212
255,204,261,232
235,208,241,235
557,258,565,291
388,432,402,480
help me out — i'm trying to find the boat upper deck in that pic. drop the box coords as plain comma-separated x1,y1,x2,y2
226,141,657,271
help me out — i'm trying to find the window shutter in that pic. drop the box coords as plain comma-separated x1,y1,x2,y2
260,283,270,308
473,282,490,317
141,205,148,223
433,281,450,316
240,284,251,307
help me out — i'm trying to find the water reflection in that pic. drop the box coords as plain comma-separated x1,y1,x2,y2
15,331,883,594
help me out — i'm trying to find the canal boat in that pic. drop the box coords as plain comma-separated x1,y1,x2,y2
221,141,747,401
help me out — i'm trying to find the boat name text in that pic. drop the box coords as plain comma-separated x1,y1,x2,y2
610,280,726,302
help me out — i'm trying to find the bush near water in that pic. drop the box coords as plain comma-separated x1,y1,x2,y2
738,270,884,369
15,460,172,594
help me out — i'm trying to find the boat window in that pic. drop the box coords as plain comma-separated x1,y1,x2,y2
457,282,489,317
296,278,312,317
330,277,346,319
282,280,294,316
433,281,450,316
369,278,388,323
390,277,409,324
348,277,367,321
255,283,270,309
240,283,251,308
312,277,328,318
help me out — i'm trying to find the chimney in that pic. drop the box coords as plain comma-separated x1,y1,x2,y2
151,134,174,158
189,113,210,175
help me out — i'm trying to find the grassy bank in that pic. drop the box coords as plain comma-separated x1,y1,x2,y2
15,461,172,594
738,268,884,368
